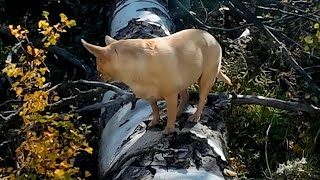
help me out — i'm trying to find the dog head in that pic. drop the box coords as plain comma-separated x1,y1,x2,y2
81,36,117,82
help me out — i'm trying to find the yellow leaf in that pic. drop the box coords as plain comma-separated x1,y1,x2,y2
38,20,47,29
16,87,23,96
54,169,65,177
44,42,51,47
59,13,68,22
304,35,314,44
304,45,310,52
34,59,42,66
49,38,57,45
27,45,33,55
39,67,47,75
54,96,60,101
85,147,93,154
85,170,91,177
314,23,319,29
12,82,19,88
66,20,76,28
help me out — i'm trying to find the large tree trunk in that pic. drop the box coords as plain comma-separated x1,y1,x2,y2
98,0,235,179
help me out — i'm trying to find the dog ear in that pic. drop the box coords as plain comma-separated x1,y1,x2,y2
81,39,105,57
105,35,117,46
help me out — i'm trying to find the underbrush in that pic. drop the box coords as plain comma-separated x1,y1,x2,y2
213,33,320,179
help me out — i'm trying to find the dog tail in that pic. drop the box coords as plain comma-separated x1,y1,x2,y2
217,71,232,85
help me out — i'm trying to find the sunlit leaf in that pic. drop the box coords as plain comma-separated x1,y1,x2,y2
304,35,314,44
54,169,65,177
84,147,93,154
59,13,68,22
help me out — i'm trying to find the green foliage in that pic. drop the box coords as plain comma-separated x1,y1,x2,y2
214,33,320,178
303,23,320,53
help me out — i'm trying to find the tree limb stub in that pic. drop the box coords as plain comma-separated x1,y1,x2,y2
189,92,320,115
228,0,320,95
230,94,320,115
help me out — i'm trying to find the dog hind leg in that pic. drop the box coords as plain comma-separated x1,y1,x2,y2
188,71,217,123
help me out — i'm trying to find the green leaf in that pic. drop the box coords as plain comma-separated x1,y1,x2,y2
304,35,314,44
314,23,319,29
304,45,310,52
42,11,49,20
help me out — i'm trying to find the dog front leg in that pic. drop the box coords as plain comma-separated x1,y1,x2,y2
163,94,178,134
148,100,160,128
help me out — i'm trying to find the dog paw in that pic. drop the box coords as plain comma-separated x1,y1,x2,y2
163,126,175,135
188,114,201,123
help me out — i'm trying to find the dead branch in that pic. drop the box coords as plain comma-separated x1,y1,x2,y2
46,80,137,112
47,87,107,112
228,0,320,95
230,94,320,114
0,99,22,109
47,80,127,95
74,93,136,113
191,92,320,115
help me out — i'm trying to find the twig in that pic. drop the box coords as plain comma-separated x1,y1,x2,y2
250,4,317,22
0,99,22,108
171,0,251,32
199,0,208,23
0,107,22,122
265,123,272,179
278,2,320,19
74,93,136,113
47,80,127,95
47,87,107,112
0,140,12,148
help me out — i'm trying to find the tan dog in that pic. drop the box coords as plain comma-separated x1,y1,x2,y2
81,29,232,134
